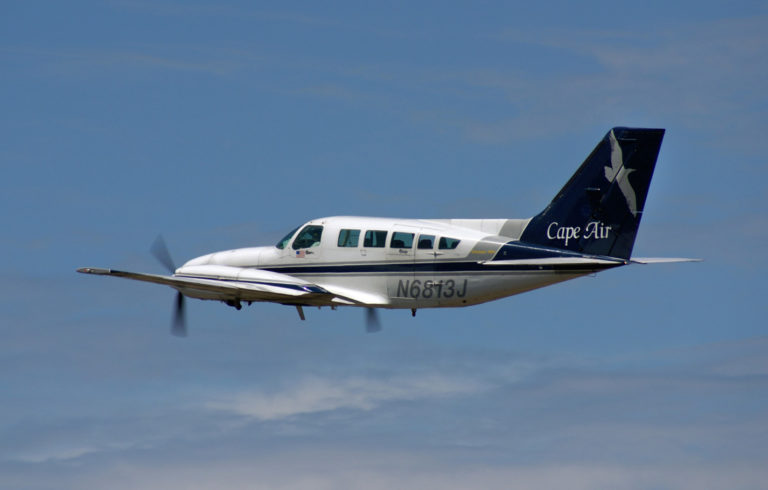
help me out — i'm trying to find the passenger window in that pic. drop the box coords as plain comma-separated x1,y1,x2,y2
438,237,460,250
417,234,435,249
390,232,414,249
292,225,324,250
363,230,388,248
337,229,360,247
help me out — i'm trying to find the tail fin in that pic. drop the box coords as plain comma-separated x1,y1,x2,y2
519,127,665,260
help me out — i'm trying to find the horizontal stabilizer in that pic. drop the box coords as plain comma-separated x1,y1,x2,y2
630,257,702,264
484,256,625,273
484,257,624,266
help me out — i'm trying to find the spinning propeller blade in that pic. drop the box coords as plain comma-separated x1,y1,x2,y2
150,235,176,273
172,291,187,337
150,235,187,337
365,308,381,333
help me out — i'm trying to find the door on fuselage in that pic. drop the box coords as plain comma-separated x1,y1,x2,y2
412,232,439,306
414,233,467,307
385,228,441,307
360,229,388,259
386,230,415,262
385,228,416,306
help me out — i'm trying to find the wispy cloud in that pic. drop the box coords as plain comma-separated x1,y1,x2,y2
12,451,767,490
1,46,247,78
206,373,490,420
465,17,768,145
2,339,766,488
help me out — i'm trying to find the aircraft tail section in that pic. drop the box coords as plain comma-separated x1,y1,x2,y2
519,127,665,260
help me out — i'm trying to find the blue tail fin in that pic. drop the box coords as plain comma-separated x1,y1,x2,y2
519,127,665,260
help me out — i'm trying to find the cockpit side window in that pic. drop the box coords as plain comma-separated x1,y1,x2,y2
292,225,324,250
390,232,414,249
363,230,388,248
276,226,300,249
438,237,461,250
337,229,360,247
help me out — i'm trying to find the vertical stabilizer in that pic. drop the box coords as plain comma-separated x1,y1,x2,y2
519,127,665,259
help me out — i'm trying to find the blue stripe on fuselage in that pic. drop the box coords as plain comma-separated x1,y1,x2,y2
260,261,621,275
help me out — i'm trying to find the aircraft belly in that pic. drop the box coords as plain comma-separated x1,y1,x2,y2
434,271,589,307
266,264,599,310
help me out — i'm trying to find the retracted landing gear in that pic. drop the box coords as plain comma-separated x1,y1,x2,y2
225,299,242,310
411,308,417,317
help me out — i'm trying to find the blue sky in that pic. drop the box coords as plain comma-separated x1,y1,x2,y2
1,1,767,488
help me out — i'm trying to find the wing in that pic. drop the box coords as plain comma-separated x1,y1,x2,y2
77,265,351,306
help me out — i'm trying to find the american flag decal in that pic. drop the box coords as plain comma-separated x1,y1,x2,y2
295,250,306,258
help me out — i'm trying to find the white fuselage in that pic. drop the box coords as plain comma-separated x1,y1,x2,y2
177,216,623,310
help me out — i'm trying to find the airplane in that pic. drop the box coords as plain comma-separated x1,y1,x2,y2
78,127,697,336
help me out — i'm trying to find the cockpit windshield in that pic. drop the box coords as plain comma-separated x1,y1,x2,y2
292,225,323,249
276,226,300,249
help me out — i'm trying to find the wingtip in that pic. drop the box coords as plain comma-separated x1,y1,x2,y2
77,267,111,274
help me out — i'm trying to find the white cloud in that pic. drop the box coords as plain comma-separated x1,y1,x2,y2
29,454,768,490
3,340,766,489
206,373,490,420
11,444,102,464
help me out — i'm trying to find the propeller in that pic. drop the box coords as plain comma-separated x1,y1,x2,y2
151,235,176,273
172,291,187,337
151,235,187,337
365,308,381,333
